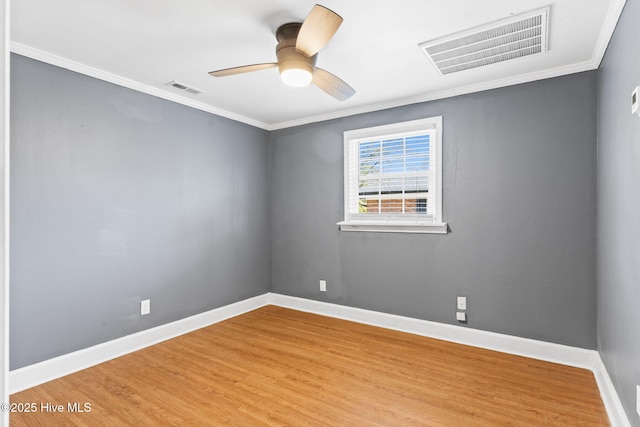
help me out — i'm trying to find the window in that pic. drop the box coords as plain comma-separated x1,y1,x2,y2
338,117,446,234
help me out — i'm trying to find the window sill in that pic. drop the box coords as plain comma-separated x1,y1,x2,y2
337,221,448,234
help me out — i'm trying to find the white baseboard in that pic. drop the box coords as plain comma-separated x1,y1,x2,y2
268,293,599,369
9,292,631,426
9,294,270,394
267,293,631,427
592,356,633,427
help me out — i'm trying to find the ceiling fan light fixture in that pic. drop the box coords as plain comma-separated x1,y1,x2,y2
209,6,355,100
280,67,313,87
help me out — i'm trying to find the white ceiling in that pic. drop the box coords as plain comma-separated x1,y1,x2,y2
10,0,626,130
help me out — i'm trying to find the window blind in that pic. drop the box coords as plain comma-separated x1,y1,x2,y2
347,129,435,222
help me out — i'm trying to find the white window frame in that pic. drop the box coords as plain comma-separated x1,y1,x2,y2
338,117,447,234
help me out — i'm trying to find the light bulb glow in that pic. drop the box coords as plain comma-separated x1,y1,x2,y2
280,68,312,87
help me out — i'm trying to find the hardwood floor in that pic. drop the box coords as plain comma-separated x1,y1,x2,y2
10,306,608,426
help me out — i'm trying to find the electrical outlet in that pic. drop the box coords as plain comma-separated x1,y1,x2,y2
140,299,150,316
636,385,640,417
319,280,327,292
457,296,467,310
456,311,467,322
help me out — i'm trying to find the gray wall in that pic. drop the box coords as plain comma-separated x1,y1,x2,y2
270,72,598,349
10,50,602,373
10,55,270,370
597,0,640,424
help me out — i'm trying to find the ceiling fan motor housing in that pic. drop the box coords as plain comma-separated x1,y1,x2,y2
276,23,317,77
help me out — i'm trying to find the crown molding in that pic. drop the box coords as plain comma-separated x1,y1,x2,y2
9,42,271,131
268,0,627,130
592,0,627,68
268,60,598,130
10,0,625,131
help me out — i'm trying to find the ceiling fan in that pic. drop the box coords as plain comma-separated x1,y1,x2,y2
208,4,355,101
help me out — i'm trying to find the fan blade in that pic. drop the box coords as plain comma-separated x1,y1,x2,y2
296,4,343,57
208,63,277,77
312,68,355,101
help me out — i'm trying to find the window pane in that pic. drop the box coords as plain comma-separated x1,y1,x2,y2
416,198,428,214
379,199,402,213
358,197,370,213
359,141,381,175
405,155,429,173
403,196,430,215
406,135,430,173
404,176,429,193
382,138,404,155
380,177,403,194
359,178,379,195
382,157,403,172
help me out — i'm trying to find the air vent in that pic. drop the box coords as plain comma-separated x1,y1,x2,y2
419,7,549,75
165,80,204,95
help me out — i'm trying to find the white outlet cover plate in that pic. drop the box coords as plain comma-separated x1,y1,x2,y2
319,280,327,292
141,299,151,315
456,311,466,322
636,385,640,417
457,296,467,310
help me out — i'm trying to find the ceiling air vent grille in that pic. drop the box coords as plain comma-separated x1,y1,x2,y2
419,7,549,75
165,80,204,95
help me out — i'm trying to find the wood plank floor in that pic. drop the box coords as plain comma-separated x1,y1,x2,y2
10,305,609,426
